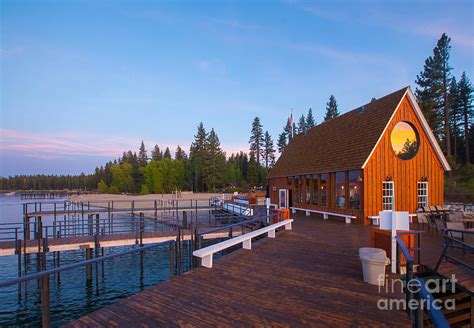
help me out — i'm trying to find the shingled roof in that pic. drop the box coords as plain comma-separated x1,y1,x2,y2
267,87,409,179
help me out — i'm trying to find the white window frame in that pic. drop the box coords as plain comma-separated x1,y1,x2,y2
382,181,394,210
279,189,288,209
417,181,428,209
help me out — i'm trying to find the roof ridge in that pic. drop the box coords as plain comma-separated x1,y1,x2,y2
306,86,410,132
268,86,410,178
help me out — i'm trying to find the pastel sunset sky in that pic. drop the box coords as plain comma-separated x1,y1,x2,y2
1,0,473,176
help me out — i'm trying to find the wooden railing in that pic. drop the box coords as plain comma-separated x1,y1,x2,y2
396,235,449,327
193,219,293,268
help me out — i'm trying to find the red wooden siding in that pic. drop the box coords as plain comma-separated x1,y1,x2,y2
363,96,445,224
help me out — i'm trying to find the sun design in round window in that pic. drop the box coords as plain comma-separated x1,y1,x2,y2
390,121,419,160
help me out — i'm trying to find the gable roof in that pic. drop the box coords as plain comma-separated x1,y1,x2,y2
267,86,450,179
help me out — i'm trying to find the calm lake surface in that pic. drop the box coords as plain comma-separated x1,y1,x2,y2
0,194,193,327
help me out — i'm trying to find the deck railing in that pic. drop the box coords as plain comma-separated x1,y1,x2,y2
435,228,473,272
396,234,449,327
0,240,176,328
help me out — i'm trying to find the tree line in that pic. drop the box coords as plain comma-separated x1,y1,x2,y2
415,33,473,165
0,119,277,193
277,94,339,153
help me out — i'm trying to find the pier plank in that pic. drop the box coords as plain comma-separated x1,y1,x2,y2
65,216,412,327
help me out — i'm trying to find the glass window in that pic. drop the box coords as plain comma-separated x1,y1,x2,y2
349,170,361,210
382,181,394,210
299,178,303,204
279,189,287,208
321,174,328,207
417,181,428,209
312,174,319,205
305,176,311,204
391,121,420,160
294,177,299,204
335,172,346,209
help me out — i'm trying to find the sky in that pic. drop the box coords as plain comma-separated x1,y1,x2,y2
1,0,473,176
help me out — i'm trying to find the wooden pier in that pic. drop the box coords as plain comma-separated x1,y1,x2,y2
0,228,243,256
65,216,412,327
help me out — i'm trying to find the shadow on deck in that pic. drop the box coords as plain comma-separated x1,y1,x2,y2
65,215,411,327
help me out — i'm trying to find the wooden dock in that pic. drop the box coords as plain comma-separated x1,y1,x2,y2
65,216,412,327
0,228,243,256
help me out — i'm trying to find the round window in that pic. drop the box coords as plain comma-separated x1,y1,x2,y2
390,121,419,160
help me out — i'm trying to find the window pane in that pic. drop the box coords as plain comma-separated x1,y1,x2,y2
391,121,420,160
306,178,311,204
348,170,361,210
335,172,346,209
321,174,327,206
313,175,319,205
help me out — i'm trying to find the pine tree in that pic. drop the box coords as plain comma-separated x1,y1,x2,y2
262,131,276,169
189,122,208,191
306,108,315,128
448,77,462,158
415,33,453,155
277,132,287,153
459,72,473,163
298,114,307,134
249,117,264,183
138,141,148,167
175,145,187,162
324,95,339,121
151,145,163,161
247,151,258,186
164,147,172,160
203,128,226,191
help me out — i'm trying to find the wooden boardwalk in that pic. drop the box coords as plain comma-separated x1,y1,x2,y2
0,228,242,256
65,216,411,327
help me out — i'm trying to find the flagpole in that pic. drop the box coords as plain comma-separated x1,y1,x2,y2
291,108,294,138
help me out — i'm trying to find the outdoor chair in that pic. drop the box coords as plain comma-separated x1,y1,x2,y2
435,205,451,222
416,212,430,231
448,211,464,223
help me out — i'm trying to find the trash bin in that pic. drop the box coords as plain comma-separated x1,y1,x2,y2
359,247,390,286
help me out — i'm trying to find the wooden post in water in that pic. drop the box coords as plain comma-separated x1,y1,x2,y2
17,239,22,299
24,204,30,241
139,213,144,246
41,275,50,328
86,248,93,281
169,241,175,278
88,215,93,236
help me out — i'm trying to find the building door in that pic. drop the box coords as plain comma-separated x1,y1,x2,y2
279,189,288,209
288,189,293,208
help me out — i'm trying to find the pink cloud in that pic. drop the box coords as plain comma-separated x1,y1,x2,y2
0,128,248,160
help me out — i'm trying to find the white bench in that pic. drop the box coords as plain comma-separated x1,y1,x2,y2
290,207,356,224
193,219,294,268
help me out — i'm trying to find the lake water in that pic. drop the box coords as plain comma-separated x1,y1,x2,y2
0,194,194,326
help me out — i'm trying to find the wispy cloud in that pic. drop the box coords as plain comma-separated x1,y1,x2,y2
294,1,474,51
0,128,248,161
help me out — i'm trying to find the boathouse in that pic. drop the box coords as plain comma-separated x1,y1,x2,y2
267,87,451,224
